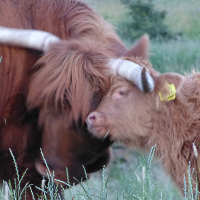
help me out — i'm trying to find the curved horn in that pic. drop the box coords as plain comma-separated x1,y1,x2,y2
0,26,60,52
108,59,154,93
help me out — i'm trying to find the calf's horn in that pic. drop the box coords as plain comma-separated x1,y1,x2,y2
0,26,60,52
108,59,154,93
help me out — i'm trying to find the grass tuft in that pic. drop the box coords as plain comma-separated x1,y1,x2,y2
2,147,200,199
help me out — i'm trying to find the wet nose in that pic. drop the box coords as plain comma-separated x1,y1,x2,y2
86,112,98,126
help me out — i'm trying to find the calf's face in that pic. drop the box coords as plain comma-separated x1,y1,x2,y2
86,71,184,145
86,78,154,143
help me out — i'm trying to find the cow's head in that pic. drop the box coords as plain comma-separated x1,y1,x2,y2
86,57,183,147
0,27,154,185
27,39,115,185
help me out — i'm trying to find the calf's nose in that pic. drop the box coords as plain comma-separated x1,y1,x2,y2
86,112,98,126
86,112,105,131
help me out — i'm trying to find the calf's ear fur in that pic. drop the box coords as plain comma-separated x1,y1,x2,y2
155,73,184,99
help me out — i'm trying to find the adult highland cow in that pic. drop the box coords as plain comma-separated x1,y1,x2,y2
0,0,154,198
86,57,200,194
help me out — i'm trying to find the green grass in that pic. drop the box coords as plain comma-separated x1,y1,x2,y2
2,147,197,199
64,145,183,200
123,37,200,74
150,38,200,74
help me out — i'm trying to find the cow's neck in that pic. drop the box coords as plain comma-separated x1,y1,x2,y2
0,47,40,152
0,48,39,119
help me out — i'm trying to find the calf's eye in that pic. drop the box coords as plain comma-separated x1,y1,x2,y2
113,90,128,100
119,91,126,96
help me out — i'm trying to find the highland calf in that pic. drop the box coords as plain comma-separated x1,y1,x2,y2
86,57,200,193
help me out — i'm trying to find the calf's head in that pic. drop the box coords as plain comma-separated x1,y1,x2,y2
86,57,184,146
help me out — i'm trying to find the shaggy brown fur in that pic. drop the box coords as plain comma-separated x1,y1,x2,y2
0,0,149,199
86,57,200,194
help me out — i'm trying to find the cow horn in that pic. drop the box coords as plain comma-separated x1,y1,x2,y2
108,59,154,93
0,26,60,52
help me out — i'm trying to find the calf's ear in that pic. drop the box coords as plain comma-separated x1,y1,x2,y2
155,73,183,100
124,34,149,60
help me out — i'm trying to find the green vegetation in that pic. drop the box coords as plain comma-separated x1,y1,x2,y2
65,146,182,199
84,0,200,39
1,149,32,200
119,0,176,40
5,147,200,199
2,147,183,199
86,145,182,200
84,0,200,74
150,38,200,73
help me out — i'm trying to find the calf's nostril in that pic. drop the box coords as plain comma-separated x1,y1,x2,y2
86,112,101,126
89,114,96,122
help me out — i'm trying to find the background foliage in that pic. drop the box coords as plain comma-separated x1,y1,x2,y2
84,0,200,74
119,0,177,40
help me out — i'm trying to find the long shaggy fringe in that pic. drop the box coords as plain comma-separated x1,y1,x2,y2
27,39,111,121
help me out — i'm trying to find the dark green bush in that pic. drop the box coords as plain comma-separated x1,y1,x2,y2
119,0,177,40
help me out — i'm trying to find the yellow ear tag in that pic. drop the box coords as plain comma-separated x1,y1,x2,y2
159,83,176,102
